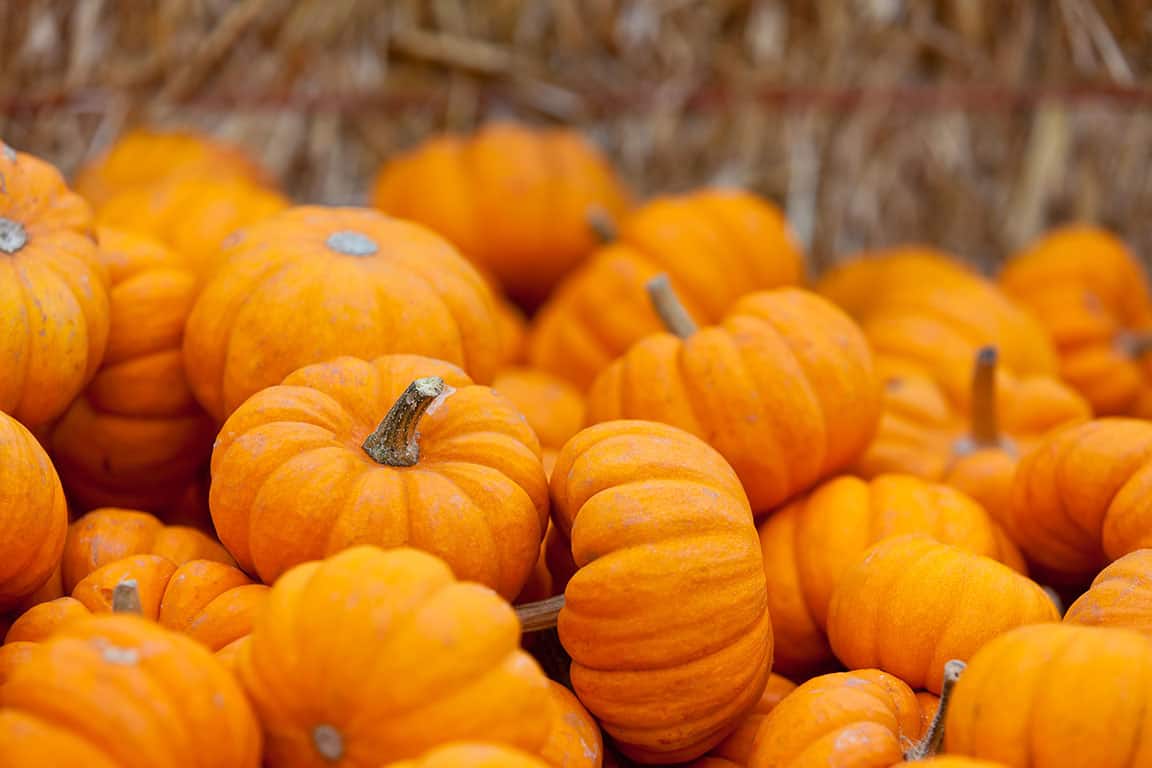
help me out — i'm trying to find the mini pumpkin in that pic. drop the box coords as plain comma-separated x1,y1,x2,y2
383,744,552,768
210,354,547,597
827,535,1059,693
493,367,586,477
237,546,552,766
706,673,796,766
0,141,110,427
1064,548,1152,637
495,298,529,366
539,681,603,768
528,189,805,389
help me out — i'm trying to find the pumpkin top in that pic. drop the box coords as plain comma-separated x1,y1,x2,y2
0,141,95,254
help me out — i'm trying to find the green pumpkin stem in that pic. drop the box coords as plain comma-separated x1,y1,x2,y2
587,206,618,244
968,346,1000,448
904,659,967,761
516,594,566,633
362,377,446,467
646,274,699,338
0,217,28,254
111,579,142,614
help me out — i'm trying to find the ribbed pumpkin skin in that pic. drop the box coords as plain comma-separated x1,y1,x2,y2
371,122,631,308
0,614,262,767
383,743,553,768
528,190,805,390
183,206,502,421
587,289,881,513
0,142,110,427
827,535,1059,693
210,354,548,597
0,413,68,611
551,421,772,764
539,680,603,768
759,474,1025,678
747,669,923,768
237,547,552,767
1005,418,1152,585
707,673,796,766
1064,549,1152,637
492,367,586,477
3,597,89,644
946,624,1152,767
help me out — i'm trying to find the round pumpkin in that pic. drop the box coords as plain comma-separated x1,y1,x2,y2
0,613,261,767
540,681,603,768
587,278,881,513
550,420,772,763
528,189,805,389
383,744,552,768
945,623,1152,767
371,122,631,308
1064,548,1152,637
183,205,503,421
759,474,1025,678
493,367,586,477
210,353,547,596
237,546,552,766
706,673,796,766
827,535,1059,693
0,141,110,427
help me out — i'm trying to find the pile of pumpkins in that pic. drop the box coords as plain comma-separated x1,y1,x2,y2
0,122,1150,768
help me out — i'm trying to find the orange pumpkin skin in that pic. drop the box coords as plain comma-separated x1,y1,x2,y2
827,535,1059,693
551,421,772,764
3,597,90,644
540,681,603,768
0,142,111,427
945,623,1152,767
708,673,796,765
759,474,1025,678
896,759,1009,768
211,354,548,597
0,614,262,767
747,669,923,768
493,367,586,478
383,743,552,768
184,206,503,421
1064,549,1152,637
587,289,881,513
372,122,631,308
237,546,552,766
495,298,529,366
0,413,68,611
528,190,805,390
1005,418,1152,585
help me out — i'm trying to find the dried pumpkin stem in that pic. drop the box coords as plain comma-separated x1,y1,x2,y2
968,346,1000,447
516,594,565,632
1116,330,1152,358
362,377,447,467
646,274,699,338
0,217,28,254
112,579,142,614
905,659,966,760
587,206,617,244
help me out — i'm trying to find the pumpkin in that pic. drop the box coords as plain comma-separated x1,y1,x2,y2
46,227,215,514
493,367,586,477
1004,418,1152,585
758,474,1026,678
827,535,1059,693
237,546,552,766
548,420,772,763
495,297,529,366
856,346,1089,523
586,277,881,512
0,613,261,767
1000,225,1152,416
371,122,631,308
528,189,805,389
0,412,68,611
183,206,503,421
1064,548,1152,637
900,759,1009,768
0,141,111,427
706,673,796,766
61,507,233,594
540,681,603,768
945,623,1152,767
383,744,552,768
73,128,274,208
210,353,547,596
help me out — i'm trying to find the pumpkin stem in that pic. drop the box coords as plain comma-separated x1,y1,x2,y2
362,377,447,466
587,206,617,243
112,579,142,614
1115,330,1152,358
646,274,699,338
968,346,1000,448
516,594,565,632
312,724,344,762
0,217,28,254
904,659,966,760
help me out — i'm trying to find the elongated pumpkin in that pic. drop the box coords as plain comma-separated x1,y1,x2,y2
1064,548,1152,637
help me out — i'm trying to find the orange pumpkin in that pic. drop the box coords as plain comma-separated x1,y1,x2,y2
550,420,772,763
1000,225,1152,416
211,354,547,597
0,614,261,766
759,474,1025,678
495,298,529,366
1004,418,1152,585
238,546,552,766
493,368,586,477
898,759,1010,768
0,141,110,427
528,189,805,389
372,122,631,308
706,673,796,766
827,535,1059,693
945,623,1152,767
383,744,552,768
1064,548,1152,637
540,681,603,768
184,205,503,421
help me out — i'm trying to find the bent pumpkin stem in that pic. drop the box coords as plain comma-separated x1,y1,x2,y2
968,346,1000,448
362,377,447,467
516,594,565,632
1116,330,1152,358
112,579,142,614
646,273,699,338
0,217,28,254
904,659,966,761
587,206,617,244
